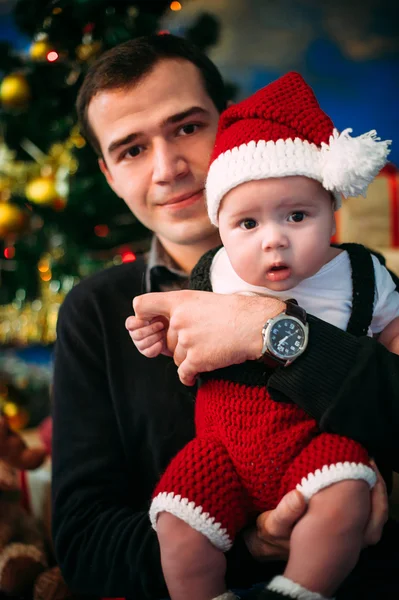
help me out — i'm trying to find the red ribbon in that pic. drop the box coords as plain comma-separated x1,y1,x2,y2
19,469,31,513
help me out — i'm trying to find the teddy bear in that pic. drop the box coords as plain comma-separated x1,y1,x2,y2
0,415,48,595
0,414,83,600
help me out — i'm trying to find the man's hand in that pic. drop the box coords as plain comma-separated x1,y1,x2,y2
0,417,46,470
244,490,307,561
363,459,389,547
244,463,388,562
125,315,169,358
132,290,284,386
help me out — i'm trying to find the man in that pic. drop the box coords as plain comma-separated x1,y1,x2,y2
52,34,397,600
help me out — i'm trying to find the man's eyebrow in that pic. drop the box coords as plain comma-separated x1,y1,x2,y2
107,106,210,157
161,106,210,126
108,133,138,157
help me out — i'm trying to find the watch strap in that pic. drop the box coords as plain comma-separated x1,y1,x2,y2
285,298,307,325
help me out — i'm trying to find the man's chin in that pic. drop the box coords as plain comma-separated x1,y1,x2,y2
160,222,219,247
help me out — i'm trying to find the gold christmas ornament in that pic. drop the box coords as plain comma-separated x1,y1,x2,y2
25,176,57,205
0,202,28,237
0,73,31,109
30,39,54,60
75,40,102,62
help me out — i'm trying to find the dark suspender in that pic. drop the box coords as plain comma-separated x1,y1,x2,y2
338,243,376,336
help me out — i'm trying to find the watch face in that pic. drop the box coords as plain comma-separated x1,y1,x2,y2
269,317,307,359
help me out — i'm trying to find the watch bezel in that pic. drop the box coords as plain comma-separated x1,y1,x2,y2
262,313,309,364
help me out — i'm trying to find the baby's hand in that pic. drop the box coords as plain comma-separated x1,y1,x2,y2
125,315,170,358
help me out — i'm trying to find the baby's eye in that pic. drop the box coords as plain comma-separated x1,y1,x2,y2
239,219,258,230
288,212,306,223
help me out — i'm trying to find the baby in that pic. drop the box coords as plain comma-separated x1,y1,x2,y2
130,72,394,600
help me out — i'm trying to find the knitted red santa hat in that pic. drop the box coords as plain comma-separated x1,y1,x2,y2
206,71,391,226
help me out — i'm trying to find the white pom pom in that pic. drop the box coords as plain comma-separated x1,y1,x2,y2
320,128,391,198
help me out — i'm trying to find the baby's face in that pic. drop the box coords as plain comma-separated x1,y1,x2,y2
217,176,337,291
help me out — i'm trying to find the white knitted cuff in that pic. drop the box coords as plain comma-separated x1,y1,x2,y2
267,575,333,600
296,462,376,502
150,491,232,551
206,138,330,226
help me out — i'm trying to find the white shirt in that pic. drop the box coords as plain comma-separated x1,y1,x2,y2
210,247,399,335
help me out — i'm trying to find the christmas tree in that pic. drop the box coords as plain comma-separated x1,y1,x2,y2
0,0,222,346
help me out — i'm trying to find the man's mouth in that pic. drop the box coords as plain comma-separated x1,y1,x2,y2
160,189,204,208
265,264,291,282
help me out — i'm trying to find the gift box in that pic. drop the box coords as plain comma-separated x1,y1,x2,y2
335,163,399,249
376,248,399,278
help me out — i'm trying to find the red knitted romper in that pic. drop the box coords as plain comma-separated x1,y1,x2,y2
150,375,374,551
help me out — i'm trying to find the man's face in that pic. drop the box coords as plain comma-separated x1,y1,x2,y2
88,58,220,249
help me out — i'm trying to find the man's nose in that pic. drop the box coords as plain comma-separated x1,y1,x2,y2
261,225,289,251
152,140,189,184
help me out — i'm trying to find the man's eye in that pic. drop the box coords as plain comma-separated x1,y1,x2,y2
288,212,306,223
125,146,142,158
239,219,258,230
179,123,199,136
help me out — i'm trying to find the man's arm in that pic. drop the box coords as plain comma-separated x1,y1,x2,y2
132,291,399,468
268,315,399,468
52,285,167,599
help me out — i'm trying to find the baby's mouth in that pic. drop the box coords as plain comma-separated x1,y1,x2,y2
266,264,291,282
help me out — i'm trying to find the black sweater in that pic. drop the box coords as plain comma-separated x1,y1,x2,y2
52,256,399,599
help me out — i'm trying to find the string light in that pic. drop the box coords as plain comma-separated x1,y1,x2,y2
38,258,50,273
170,1,182,11
121,251,136,263
40,271,52,282
4,246,15,259
47,51,59,62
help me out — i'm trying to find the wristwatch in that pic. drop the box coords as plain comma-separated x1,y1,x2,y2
260,299,309,366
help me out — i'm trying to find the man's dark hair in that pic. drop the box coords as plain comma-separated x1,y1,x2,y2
76,34,228,156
